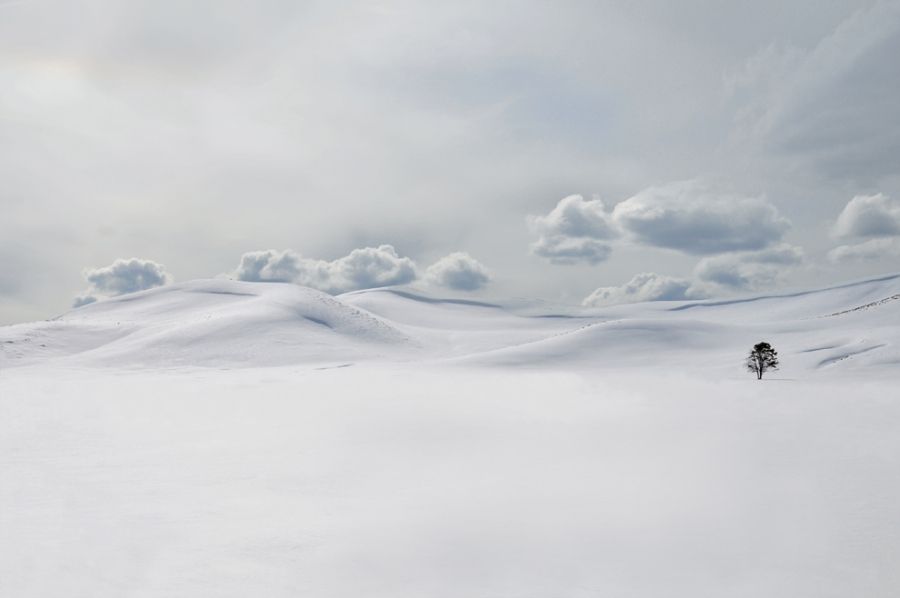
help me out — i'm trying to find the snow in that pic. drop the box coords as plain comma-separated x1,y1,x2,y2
2,274,900,596
0,280,415,369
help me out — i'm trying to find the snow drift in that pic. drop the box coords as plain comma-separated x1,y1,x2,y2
0,280,414,368
3,273,900,597
3,273,899,375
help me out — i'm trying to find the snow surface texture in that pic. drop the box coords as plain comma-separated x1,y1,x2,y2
4,275,900,372
2,275,900,596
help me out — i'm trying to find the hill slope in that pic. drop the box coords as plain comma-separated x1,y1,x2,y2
0,280,415,368
3,275,900,598
2,274,899,375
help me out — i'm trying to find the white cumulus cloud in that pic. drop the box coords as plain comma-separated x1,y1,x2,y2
828,238,900,263
832,193,900,239
694,244,805,291
582,272,705,307
528,194,617,264
583,244,805,307
73,258,172,307
233,245,417,294
828,194,900,263
612,180,791,255
425,252,492,291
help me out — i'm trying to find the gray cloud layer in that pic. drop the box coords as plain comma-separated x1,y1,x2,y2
1,1,898,323
729,1,900,181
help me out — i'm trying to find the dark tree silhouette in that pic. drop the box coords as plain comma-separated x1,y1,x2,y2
747,342,779,380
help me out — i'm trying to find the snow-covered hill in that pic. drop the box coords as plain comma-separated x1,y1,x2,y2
0,280,415,368
3,273,899,375
3,274,900,598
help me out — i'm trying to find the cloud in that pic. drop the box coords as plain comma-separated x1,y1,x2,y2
232,250,306,284
827,193,900,263
611,180,791,255
425,252,492,291
72,294,98,308
233,245,417,294
832,193,900,239
4,2,899,324
582,272,704,307
528,195,617,264
73,258,172,307
727,2,900,180
583,243,805,306
828,238,900,263
693,244,804,291
530,236,613,265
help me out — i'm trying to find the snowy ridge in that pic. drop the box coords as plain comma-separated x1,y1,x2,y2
826,294,900,317
4,274,900,598
1,280,415,368
2,274,900,374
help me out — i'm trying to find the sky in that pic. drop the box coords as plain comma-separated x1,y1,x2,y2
2,0,900,323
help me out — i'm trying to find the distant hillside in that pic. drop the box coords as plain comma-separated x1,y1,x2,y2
2,274,899,375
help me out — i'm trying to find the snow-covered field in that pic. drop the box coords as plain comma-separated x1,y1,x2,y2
2,274,900,597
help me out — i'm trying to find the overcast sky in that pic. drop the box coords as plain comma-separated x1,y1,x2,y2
2,0,900,323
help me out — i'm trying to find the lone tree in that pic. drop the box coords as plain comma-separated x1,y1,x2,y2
747,341,779,380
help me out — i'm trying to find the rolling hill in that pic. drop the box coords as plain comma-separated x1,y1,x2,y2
2,273,899,375
3,273,900,597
